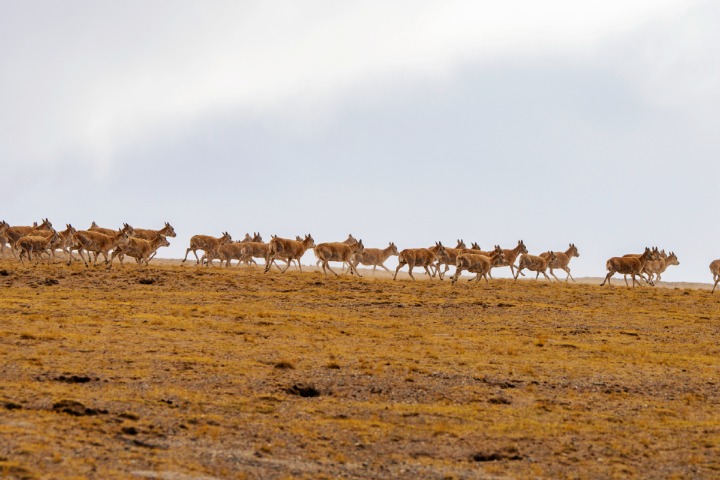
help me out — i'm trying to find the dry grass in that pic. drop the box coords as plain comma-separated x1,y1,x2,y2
0,258,719,479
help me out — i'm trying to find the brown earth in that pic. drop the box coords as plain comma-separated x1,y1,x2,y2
0,258,719,479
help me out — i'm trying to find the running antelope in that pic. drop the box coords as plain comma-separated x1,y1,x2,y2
0,221,10,256
351,242,399,275
20,228,69,261
490,240,528,279
643,251,679,284
182,232,232,265
710,260,720,293
235,241,270,268
540,244,580,282
129,223,176,262
315,240,365,277
601,247,659,287
43,224,77,259
435,239,467,279
111,234,170,266
316,234,357,269
393,242,449,281
4,218,53,258
70,229,131,267
265,234,315,273
85,223,134,263
451,247,506,285
515,252,557,282
623,247,667,286
17,231,61,265
202,242,252,267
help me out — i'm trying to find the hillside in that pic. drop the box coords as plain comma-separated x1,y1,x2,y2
1,259,719,479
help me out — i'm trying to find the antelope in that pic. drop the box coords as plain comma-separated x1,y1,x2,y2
314,240,365,277
0,221,9,256
17,231,61,265
19,228,69,261
182,232,232,265
434,239,467,280
127,223,176,262
642,251,679,284
489,240,528,279
48,224,77,259
621,247,662,284
393,242,449,281
710,260,720,293
234,241,270,268
351,242,399,275
515,251,557,282
69,229,131,267
4,218,53,258
111,234,170,266
202,242,250,267
540,244,580,282
451,247,506,285
86,222,134,264
316,234,357,269
601,247,659,287
265,234,315,273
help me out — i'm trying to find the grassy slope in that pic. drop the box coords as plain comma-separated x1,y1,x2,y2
0,259,719,479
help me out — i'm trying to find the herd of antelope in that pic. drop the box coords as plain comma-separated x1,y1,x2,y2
1,219,717,291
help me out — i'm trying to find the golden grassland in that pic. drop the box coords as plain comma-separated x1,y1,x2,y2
1,258,719,479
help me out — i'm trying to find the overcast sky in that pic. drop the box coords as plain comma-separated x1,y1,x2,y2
2,1,719,282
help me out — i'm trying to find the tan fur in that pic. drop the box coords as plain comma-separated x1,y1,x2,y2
132,222,176,240
435,239,467,279
540,244,579,282
51,224,77,259
22,228,68,261
492,240,528,278
89,222,134,237
265,235,315,273
182,232,232,265
710,260,720,293
515,252,557,281
620,247,661,285
111,234,170,266
5,219,53,258
451,248,506,285
69,230,131,267
601,247,658,287
393,242,449,281
316,234,357,269
17,232,61,265
237,242,271,267
314,240,365,277
643,252,679,284
0,221,9,256
351,242,399,275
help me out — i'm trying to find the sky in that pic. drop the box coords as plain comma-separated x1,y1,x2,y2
2,0,719,282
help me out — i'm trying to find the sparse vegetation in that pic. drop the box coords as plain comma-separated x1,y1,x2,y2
0,258,719,479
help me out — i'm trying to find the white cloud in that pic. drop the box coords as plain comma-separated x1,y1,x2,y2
0,0,703,170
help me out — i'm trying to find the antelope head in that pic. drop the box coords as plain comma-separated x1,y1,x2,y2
518,240,528,255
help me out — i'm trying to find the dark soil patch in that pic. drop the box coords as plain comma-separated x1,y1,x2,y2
285,384,321,398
